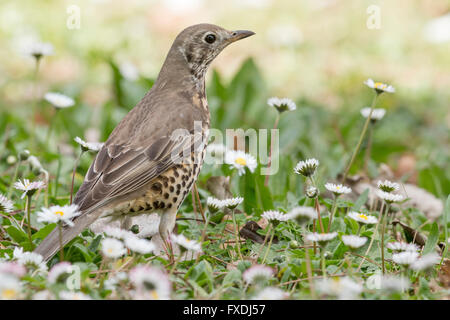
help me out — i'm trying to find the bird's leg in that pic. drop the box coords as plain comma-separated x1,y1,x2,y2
159,209,177,263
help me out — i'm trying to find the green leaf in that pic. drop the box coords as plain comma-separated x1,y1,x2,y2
32,224,56,241
185,260,214,292
222,269,241,287
423,222,439,255
5,226,28,243
72,243,93,262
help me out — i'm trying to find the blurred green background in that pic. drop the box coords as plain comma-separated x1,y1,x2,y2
0,0,449,203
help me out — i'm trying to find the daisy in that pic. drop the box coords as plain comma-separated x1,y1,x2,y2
0,262,26,278
392,251,419,266
410,253,441,271
103,226,135,240
341,235,367,249
360,107,386,121
287,206,317,225
74,137,104,152
32,290,54,300
293,158,319,177
14,179,45,199
348,211,378,225
206,197,223,213
104,272,128,291
0,275,22,300
129,266,171,300
364,79,395,94
26,42,54,59
325,183,352,195
37,204,81,227
221,197,244,209
243,265,274,284
386,242,420,252
377,180,400,193
377,190,404,203
18,149,31,161
380,275,410,292
306,186,319,198
316,277,363,300
261,210,289,224
0,194,14,213
225,150,257,176
13,247,47,272
305,232,338,246
47,262,73,284
124,236,155,255
59,291,92,300
267,97,297,113
44,92,75,109
170,234,201,253
252,287,288,300
101,238,127,259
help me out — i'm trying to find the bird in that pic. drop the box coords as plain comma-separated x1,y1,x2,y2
34,23,255,261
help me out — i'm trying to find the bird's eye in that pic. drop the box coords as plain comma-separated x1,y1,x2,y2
204,34,216,44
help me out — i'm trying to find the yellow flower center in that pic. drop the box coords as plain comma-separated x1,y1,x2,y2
336,186,340,189
235,157,247,166
55,211,64,216
374,82,386,89
1,289,17,300
151,290,159,299
358,214,368,220
107,248,113,254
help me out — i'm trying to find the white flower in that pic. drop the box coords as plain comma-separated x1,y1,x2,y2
13,247,47,272
377,190,404,203
252,287,288,300
104,272,128,291
47,262,72,284
74,137,104,152
13,179,45,199
44,92,75,109
103,226,135,240
37,204,81,227
316,277,363,300
377,180,400,193
386,242,420,252
287,206,317,225
267,97,297,113
32,290,54,300
59,291,92,300
423,13,450,44
206,197,224,213
221,197,243,209
306,232,338,245
360,107,386,121
325,183,352,195
306,186,319,198
26,42,54,59
119,61,139,81
380,275,410,292
0,262,26,278
364,79,395,94
0,194,14,213
341,235,367,249
261,210,289,223
129,266,171,300
410,253,441,271
101,238,127,258
170,234,201,253
0,274,21,300
294,158,319,177
348,211,378,225
225,150,257,176
243,265,274,284
392,251,419,266
124,236,155,255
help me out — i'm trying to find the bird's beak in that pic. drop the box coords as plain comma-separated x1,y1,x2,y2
228,30,255,43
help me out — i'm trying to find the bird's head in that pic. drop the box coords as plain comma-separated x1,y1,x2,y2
160,24,255,86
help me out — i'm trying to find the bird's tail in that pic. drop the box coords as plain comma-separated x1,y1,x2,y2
34,209,100,262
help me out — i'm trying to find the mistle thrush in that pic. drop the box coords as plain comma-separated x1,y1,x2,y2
34,24,254,261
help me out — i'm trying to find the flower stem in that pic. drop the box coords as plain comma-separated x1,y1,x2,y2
231,209,243,261
26,195,34,250
363,121,374,176
54,157,62,198
255,224,272,262
303,227,316,298
262,228,275,264
59,221,64,261
7,161,21,198
309,176,325,233
264,114,279,187
327,195,338,232
70,150,84,204
320,247,327,278
29,58,41,152
380,203,390,274
342,94,378,182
